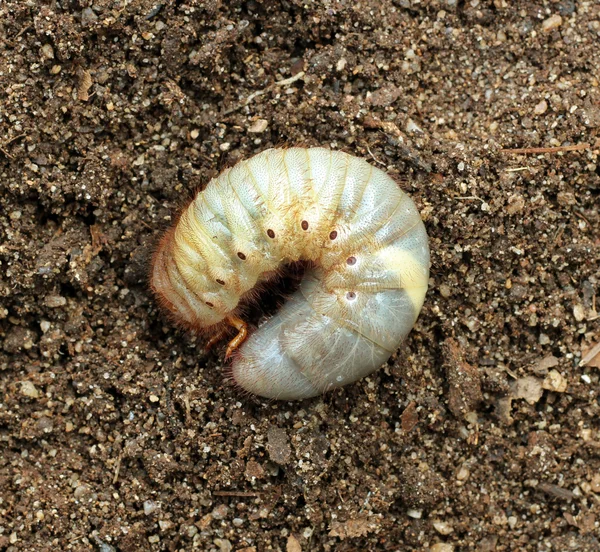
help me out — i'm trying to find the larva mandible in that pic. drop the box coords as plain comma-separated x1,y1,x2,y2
151,147,430,400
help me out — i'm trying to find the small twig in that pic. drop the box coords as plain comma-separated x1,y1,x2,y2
112,453,123,484
212,490,262,497
365,144,386,167
222,71,305,116
504,166,531,172
500,143,590,154
580,341,600,367
0,133,26,159
455,196,484,202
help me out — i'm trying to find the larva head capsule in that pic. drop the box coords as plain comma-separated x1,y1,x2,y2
150,147,430,400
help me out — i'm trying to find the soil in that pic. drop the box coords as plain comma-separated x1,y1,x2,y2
1,1,599,551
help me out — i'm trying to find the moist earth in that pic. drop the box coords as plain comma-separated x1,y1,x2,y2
1,1,599,551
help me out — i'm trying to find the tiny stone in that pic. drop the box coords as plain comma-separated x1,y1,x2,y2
51,65,62,74
144,500,159,515
557,192,576,206
542,14,562,32
219,142,231,151
41,44,54,59
456,466,469,481
148,535,160,544
590,474,600,493
248,119,268,133
232,517,244,527
20,381,40,398
159,520,173,531
81,7,99,26
430,544,454,552
286,534,302,552
44,295,67,308
573,304,585,321
407,508,422,519
439,284,451,298
40,320,51,333
149,394,159,403
190,129,200,139
214,539,232,552
211,504,229,520
406,119,424,134
433,520,454,535
542,369,568,393
74,485,90,499
506,194,525,215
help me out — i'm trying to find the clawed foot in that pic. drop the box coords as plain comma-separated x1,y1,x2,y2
205,316,248,361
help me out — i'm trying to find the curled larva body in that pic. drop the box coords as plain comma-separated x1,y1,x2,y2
151,147,429,400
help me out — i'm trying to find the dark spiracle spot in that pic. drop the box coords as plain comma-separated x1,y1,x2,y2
237,252,246,260
267,229,275,238
205,301,214,307
329,230,338,240
216,279,225,285
346,291,357,300
346,256,356,266
301,220,309,230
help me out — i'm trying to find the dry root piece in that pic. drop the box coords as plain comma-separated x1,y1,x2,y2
442,338,483,419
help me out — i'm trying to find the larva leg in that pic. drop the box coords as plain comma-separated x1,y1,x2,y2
205,327,229,352
224,316,248,360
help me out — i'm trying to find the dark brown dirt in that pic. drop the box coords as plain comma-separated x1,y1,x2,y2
1,1,599,551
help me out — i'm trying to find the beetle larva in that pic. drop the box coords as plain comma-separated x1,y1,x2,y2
151,147,429,400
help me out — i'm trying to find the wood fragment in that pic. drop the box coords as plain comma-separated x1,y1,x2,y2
112,453,123,484
500,143,590,154
580,340,600,367
77,69,93,101
537,482,575,501
212,490,262,497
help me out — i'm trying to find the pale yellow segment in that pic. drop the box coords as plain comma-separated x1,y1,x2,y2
376,247,429,312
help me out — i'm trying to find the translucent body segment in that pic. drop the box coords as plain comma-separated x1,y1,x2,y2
232,315,321,400
299,270,417,352
231,284,392,398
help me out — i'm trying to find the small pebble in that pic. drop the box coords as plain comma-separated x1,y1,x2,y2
573,304,585,321
44,295,67,308
41,44,54,60
144,500,159,515
20,381,40,399
211,504,229,520
430,544,454,552
542,369,568,393
433,520,454,535
248,119,268,133
534,100,548,115
542,14,563,32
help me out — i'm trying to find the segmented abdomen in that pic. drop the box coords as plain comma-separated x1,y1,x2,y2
151,147,429,399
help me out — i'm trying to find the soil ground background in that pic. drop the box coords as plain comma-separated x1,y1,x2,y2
1,1,599,551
